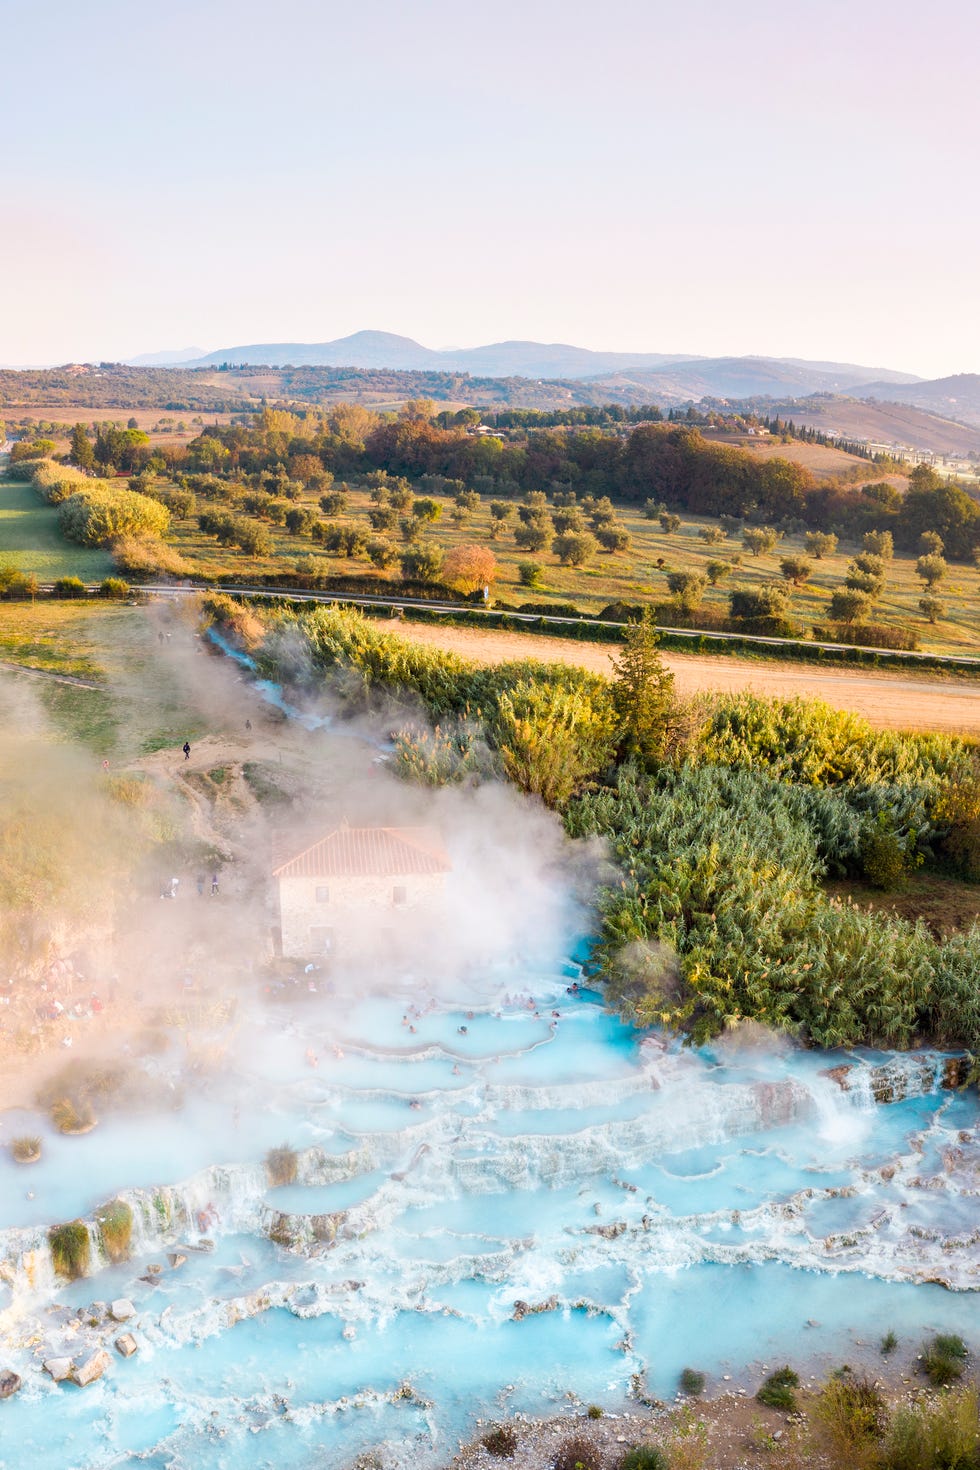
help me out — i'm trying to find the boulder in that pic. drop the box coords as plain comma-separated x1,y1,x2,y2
110,1299,135,1322
167,1253,187,1270
70,1349,109,1387
114,1334,138,1358
0,1370,22,1399
43,1357,73,1382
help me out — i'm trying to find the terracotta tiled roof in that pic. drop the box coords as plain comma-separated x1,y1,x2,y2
273,826,450,879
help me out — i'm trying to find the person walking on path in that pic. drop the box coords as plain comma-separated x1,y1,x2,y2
211,873,219,896
182,741,191,760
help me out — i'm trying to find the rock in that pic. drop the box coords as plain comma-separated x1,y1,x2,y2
110,1299,135,1322
167,1253,187,1270
114,1334,138,1358
0,1370,22,1399
70,1350,110,1387
43,1357,73,1382
88,1301,108,1321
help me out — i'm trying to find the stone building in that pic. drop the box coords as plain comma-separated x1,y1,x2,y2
273,824,451,959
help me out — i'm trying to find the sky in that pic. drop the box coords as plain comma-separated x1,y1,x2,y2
1,0,978,377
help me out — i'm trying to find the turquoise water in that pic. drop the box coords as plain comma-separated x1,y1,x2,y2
1,964,978,1469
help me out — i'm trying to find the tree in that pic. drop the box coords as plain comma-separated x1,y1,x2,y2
705,560,732,586
518,562,543,588
285,507,315,535
659,511,681,534
742,526,779,556
729,584,789,619
595,523,632,553
412,497,442,522
916,553,948,587
919,596,946,624
918,530,945,556
552,508,585,534
553,531,598,566
366,538,396,568
804,531,838,559
69,423,95,471
514,522,550,552
779,556,812,587
863,529,893,559
443,544,498,595
400,542,444,583
666,570,706,607
493,680,615,808
698,525,725,544
610,613,677,767
828,589,872,623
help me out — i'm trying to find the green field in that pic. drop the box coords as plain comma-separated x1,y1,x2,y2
0,477,115,580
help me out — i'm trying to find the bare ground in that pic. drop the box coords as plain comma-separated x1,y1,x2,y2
389,619,980,737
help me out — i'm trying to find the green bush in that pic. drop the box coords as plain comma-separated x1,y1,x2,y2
880,1385,980,1470
96,1198,134,1262
880,1330,898,1355
757,1365,799,1411
618,1450,668,1470
860,813,915,889
812,1373,886,1467
49,1220,91,1279
920,1333,968,1387
99,577,130,599
813,622,919,652
52,576,88,598
59,485,170,547
679,1367,705,1396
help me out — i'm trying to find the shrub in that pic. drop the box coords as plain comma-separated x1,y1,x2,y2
757,1365,799,1410
659,511,681,533
780,555,812,586
860,813,914,889
482,1425,517,1458
596,524,631,553
618,1450,667,1470
111,534,193,578
10,1135,41,1163
705,560,732,585
804,530,838,558
812,622,919,651
920,1332,967,1386
4,571,39,599
265,1143,298,1187
99,576,130,599
881,1385,980,1470
52,576,88,598
49,1220,92,1280
880,1330,898,1355
518,561,543,588
59,485,170,546
729,584,789,620
666,570,706,607
829,588,872,623
400,542,444,583
863,529,894,559
50,1096,96,1133
96,1198,134,1262
553,1435,603,1470
366,537,397,569
679,1368,705,1396
812,1373,886,1468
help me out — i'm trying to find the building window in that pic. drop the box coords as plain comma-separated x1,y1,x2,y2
392,885,407,907
315,886,330,903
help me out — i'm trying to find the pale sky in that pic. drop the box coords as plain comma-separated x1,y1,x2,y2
1,0,978,378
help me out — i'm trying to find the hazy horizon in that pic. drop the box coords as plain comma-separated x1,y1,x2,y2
2,0,978,378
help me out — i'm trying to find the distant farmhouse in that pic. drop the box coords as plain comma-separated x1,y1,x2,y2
273,824,451,959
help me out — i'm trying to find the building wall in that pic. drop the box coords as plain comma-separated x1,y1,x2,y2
278,873,446,958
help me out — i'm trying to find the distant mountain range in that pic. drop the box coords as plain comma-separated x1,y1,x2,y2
130,330,922,397
127,346,206,366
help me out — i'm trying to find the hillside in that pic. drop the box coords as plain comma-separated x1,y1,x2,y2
851,372,980,430
176,330,919,392
738,394,980,457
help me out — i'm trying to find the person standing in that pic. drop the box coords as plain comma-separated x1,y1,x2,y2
211,872,219,896
182,741,191,760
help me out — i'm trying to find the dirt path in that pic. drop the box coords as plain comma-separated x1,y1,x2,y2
392,619,980,737
0,658,104,690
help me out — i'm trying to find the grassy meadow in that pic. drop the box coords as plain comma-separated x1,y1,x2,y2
0,478,115,580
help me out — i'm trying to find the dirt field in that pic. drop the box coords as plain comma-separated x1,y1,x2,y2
391,618,980,737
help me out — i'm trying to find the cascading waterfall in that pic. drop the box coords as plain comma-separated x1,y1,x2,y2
0,967,977,1470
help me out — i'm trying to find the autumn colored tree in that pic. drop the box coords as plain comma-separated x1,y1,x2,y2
443,544,498,596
